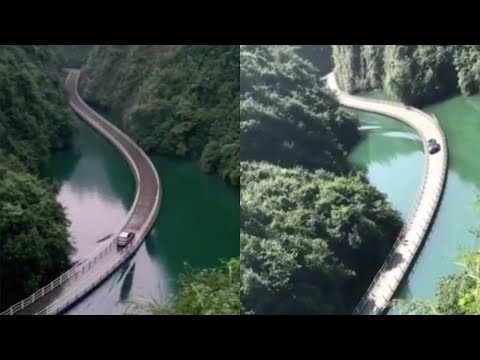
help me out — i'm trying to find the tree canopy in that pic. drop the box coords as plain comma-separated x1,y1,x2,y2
294,45,333,76
332,45,480,107
0,167,70,307
240,162,402,314
0,45,73,310
53,45,93,68
0,46,74,173
241,45,359,174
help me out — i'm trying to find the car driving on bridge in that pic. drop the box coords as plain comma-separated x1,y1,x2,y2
117,231,135,248
427,139,441,154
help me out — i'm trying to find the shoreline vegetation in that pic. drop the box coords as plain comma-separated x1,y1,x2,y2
0,46,76,310
79,45,239,187
332,45,480,107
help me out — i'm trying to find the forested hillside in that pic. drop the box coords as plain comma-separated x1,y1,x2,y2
240,45,403,314
241,45,358,174
80,45,239,186
295,45,333,75
332,45,480,107
54,45,93,68
0,45,74,310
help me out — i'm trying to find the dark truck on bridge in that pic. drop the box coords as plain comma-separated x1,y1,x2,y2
427,139,441,154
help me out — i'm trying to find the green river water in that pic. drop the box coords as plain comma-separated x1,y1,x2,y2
349,92,480,313
45,117,239,315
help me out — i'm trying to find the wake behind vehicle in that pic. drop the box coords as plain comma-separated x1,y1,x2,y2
427,139,441,154
117,231,135,248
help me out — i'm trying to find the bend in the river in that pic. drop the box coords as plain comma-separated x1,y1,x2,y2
325,73,449,315
1,69,162,315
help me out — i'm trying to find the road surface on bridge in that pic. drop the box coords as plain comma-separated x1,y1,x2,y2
326,73,448,315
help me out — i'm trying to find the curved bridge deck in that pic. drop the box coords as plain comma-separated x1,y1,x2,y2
1,69,161,315
326,73,448,315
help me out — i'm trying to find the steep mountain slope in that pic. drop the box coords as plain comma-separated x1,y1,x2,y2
80,45,239,185
0,45,74,310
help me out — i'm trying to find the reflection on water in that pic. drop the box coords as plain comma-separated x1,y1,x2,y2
349,110,423,220
383,131,420,141
359,125,382,131
45,119,135,262
119,263,135,302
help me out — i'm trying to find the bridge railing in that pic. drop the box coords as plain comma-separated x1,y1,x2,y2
352,111,448,314
325,72,449,315
352,147,429,314
35,208,154,314
0,239,117,315
0,69,161,316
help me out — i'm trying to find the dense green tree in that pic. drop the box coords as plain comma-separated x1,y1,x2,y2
295,45,333,75
241,45,359,174
80,45,239,186
240,162,402,314
384,45,457,106
0,167,70,308
0,45,73,310
332,45,363,93
53,45,93,68
332,45,470,107
0,46,74,173
453,45,480,95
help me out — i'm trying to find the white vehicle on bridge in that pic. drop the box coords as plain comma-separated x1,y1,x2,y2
117,231,135,247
